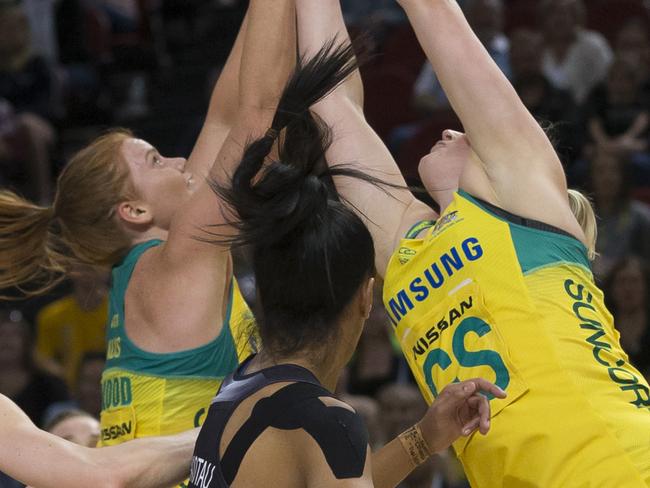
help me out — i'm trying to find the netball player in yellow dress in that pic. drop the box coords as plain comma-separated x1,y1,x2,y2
0,3,294,486
306,0,650,486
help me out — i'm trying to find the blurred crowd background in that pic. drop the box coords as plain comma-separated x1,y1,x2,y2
1,0,649,487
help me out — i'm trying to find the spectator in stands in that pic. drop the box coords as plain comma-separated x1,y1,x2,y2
585,55,649,158
394,0,509,156
615,18,650,95
0,3,58,121
0,309,69,426
539,0,613,104
89,0,140,34
347,287,398,396
509,28,579,165
0,2,56,203
22,0,59,64
604,256,650,377
377,383,427,451
53,0,108,125
413,0,510,113
35,265,109,390
75,352,105,419
588,150,650,278
510,28,576,125
45,408,101,447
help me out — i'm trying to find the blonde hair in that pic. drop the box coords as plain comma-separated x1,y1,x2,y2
0,129,136,296
568,189,597,260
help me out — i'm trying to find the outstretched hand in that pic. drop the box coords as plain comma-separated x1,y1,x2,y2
418,378,506,454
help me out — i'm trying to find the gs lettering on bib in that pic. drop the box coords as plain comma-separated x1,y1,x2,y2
395,280,528,452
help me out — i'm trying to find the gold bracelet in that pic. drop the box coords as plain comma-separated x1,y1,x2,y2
398,424,432,467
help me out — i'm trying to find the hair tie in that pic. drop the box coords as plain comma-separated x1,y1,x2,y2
265,127,279,140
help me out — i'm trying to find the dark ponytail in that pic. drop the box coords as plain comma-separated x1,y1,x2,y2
208,40,379,358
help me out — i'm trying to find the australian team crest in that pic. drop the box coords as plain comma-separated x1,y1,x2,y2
431,210,462,237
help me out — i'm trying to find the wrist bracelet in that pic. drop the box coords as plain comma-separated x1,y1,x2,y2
398,424,432,467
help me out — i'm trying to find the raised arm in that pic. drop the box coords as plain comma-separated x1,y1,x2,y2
164,0,296,261
185,14,248,177
297,0,435,277
398,0,583,238
0,395,197,488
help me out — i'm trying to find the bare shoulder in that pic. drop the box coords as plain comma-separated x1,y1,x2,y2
227,384,372,487
462,149,586,244
489,162,586,244
232,424,372,488
123,243,231,349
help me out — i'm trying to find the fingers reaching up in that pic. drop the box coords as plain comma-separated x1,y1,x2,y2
418,378,506,453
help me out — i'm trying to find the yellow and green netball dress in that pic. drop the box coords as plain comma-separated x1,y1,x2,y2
384,191,650,487
99,240,253,453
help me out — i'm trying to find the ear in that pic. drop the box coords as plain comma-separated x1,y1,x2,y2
359,276,375,320
116,201,153,226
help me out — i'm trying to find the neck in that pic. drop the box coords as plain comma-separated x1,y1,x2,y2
131,228,168,246
251,347,348,392
248,312,363,392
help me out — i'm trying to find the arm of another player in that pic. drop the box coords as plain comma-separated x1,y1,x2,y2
0,394,197,488
372,379,506,488
297,0,436,278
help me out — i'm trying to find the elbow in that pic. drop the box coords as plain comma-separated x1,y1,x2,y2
92,468,130,488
